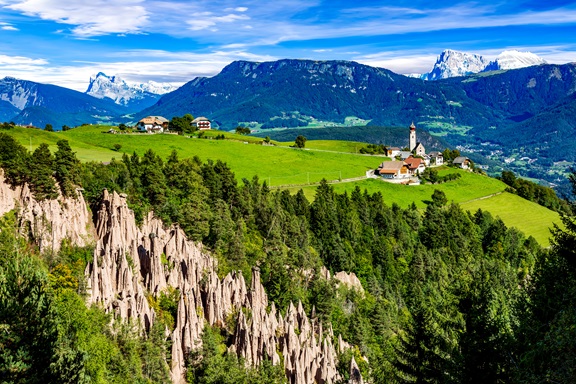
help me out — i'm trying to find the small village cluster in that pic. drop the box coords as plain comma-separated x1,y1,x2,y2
136,115,211,133
375,123,470,182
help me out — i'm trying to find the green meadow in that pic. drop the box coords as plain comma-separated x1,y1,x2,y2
461,192,561,246
292,167,506,206
10,126,380,187
4,125,117,161
4,125,562,245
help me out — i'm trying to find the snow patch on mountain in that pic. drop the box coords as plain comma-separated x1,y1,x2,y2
0,77,40,110
85,72,178,106
418,49,547,80
494,50,547,70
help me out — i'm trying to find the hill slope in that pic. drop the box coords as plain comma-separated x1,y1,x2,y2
0,77,127,128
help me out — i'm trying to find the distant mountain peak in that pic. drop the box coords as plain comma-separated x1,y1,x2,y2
494,50,547,69
422,49,491,80
419,49,547,80
85,72,178,107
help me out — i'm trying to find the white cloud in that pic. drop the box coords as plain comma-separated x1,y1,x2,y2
0,49,277,91
187,19,216,31
213,13,249,23
0,54,48,66
0,21,18,30
4,1,576,44
356,51,438,75
5,0,148,37
225,6,248,12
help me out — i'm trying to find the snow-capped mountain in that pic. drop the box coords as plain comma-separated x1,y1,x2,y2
494,50,547,70
418,49,547,80
421,49,492,81
0,76,42,110
85,72,178,111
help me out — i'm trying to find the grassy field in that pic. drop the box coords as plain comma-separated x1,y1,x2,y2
295,140,379,154
461,192,561,246
201,130,371,154
8,126,381,187
5,125,117,161
291,168,507,206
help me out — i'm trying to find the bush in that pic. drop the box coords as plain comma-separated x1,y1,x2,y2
294,135,307,148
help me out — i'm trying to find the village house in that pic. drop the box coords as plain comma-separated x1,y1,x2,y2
428,151,444,166
192,116,211,130
377,161,411,179
137,116,169,133
404,156,426,175
385,146,401,158
375,122,442,183
453,156,472,169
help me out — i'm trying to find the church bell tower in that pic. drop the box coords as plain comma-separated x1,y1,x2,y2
409,122,417,151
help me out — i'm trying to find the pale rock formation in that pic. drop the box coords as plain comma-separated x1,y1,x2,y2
0,175,362,383
334,271,364,294
85,190,348,384
349,356,363,384
0,171,92,253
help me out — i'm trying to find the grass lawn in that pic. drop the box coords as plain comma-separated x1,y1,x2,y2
30,125,381,187
290,168,507,208
6,126,118,162
294,140,375,154
461,192,561,247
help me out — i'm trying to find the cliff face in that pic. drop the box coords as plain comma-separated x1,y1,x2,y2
86,190,346,384
0,172,93,253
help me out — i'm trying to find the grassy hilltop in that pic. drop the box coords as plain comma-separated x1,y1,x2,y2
6,125,561,245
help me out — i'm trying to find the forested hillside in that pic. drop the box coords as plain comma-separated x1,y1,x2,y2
1,134,576,383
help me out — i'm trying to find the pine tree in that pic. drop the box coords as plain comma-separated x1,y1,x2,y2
29,143,58,200
0,133,30,185
54,140,80,197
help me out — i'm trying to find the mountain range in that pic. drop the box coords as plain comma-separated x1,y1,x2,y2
420,49,547,80
136,58,574,135
85,72,178,111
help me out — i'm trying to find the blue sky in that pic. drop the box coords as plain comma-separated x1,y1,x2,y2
0,0,575,91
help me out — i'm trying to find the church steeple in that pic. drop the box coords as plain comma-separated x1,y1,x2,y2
409,121,417,151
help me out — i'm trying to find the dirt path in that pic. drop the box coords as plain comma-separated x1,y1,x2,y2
280,145,387,157
460,191,505,204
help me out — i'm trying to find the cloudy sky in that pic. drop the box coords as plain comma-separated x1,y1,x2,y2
1,0,575,91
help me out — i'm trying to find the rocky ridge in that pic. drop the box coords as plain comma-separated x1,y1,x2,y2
85,72,177,110
0,171,93,253
85,189,351,384
420,49,547,80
